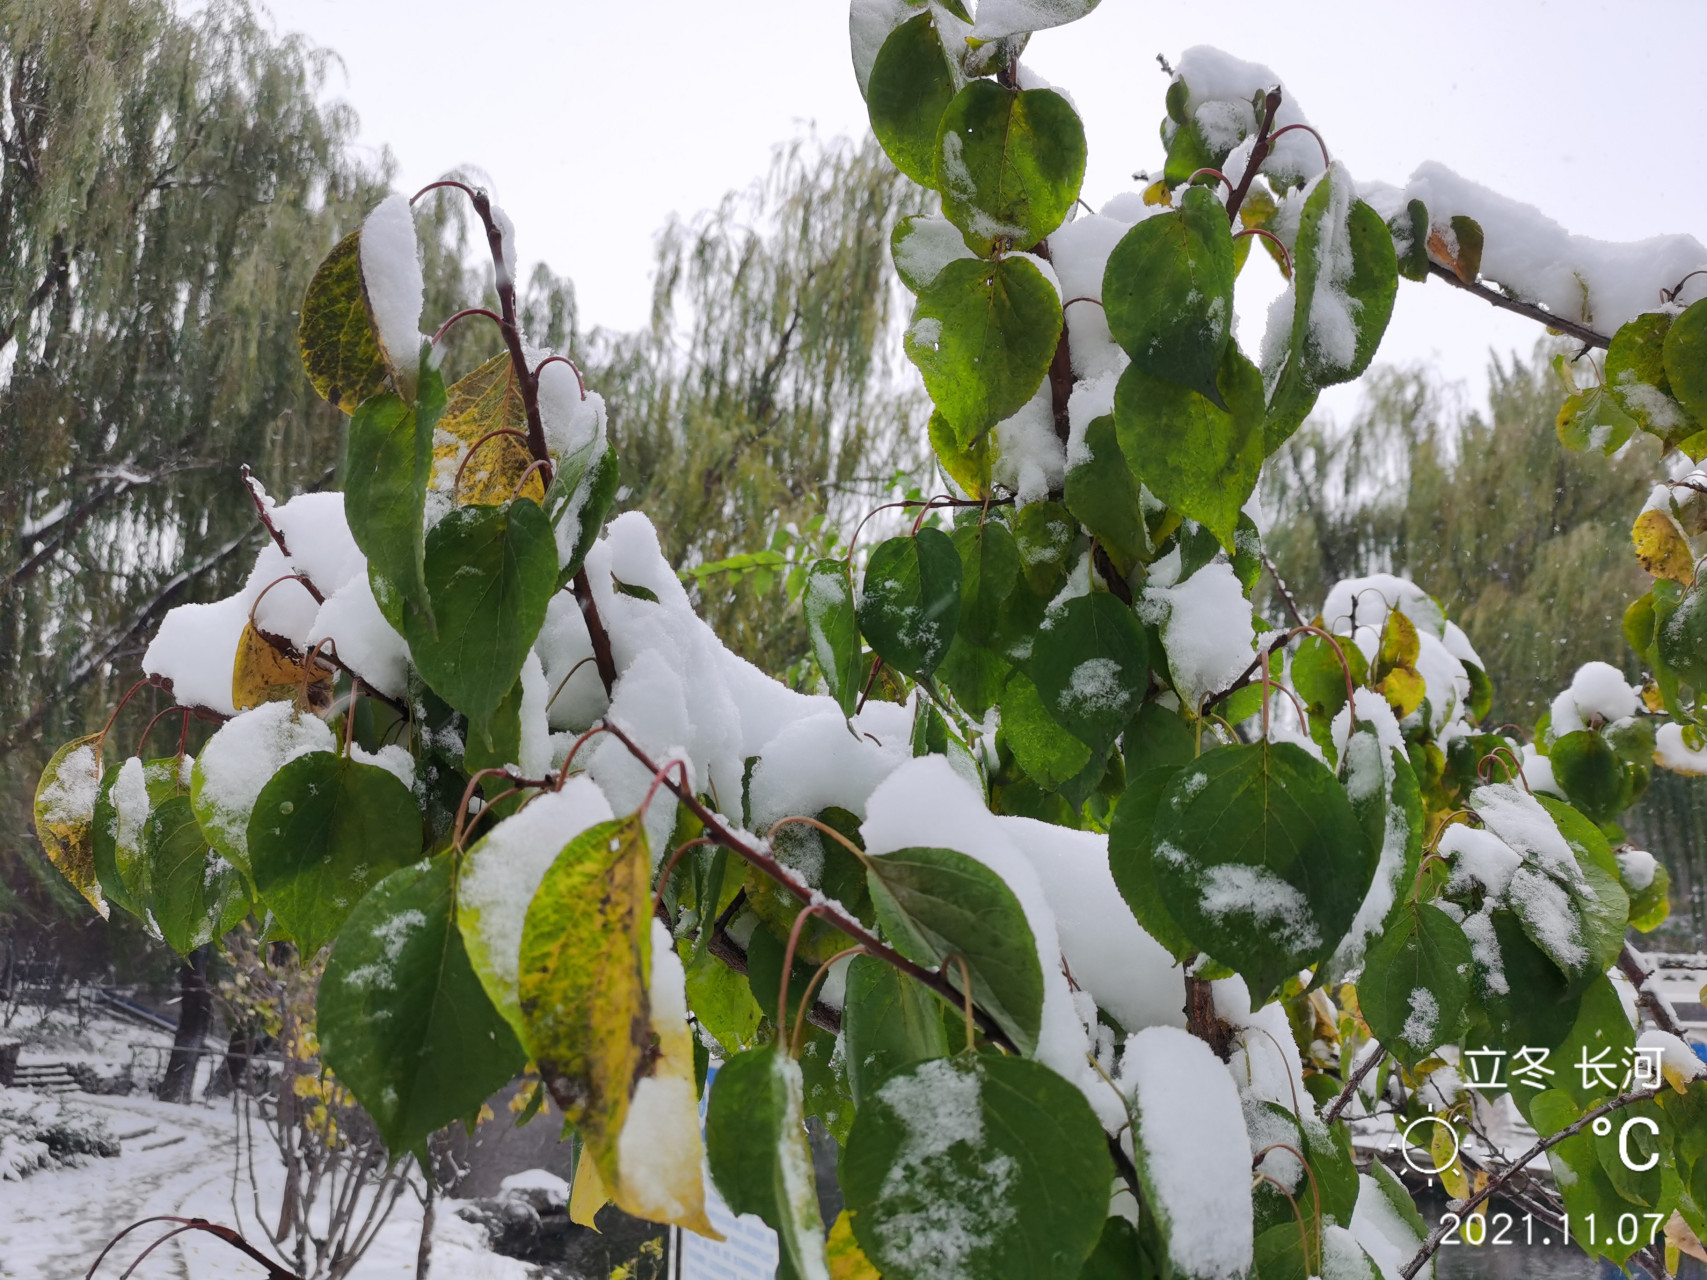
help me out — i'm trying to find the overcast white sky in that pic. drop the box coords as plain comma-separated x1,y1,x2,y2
257,0,1707,422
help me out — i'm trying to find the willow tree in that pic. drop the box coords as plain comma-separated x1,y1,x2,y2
592,135,929,677
0,0,386,926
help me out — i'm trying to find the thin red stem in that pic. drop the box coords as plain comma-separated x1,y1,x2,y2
452,428,534,496
651,836,723,920
98,678,156,742
554,723,611,788
410,179,479,207
532,354,587,400
430,307,504,348
778,903,832,1053
1234,227,1293,277
137,706,191,760
1186,167,1229,190
1269,123,1330,168
791,945,867,1058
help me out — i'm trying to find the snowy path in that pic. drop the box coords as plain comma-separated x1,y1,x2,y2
0,1091,531,1280
0,1093,242,1279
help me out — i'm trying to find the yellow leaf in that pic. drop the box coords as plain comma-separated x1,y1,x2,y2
297,230,392,414
232,623,332,712
1433,1122,1468,1200
1633,508,1696,585
1378,667,1426,720
570,1144,608,1229
434,353,546,507
610,920,721,1239
518,813,721,1239
827,1210,881,1279
1142,180,1171,207
33,734,107,918
1376,609,1420,675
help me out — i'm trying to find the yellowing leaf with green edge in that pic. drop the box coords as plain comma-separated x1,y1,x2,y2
232,623,332,712
827,1211,880,1279
433,353,545,507
1634,508,1696,585
298,231,391,414
1378,666,1426,720
518,814,717,1238
927,408,992,499
520,815,651,1177
1431,1120,1469,1200
34,734,107,917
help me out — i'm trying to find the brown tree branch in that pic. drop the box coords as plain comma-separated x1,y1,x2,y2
572,568,618,694
1425,260,1610,350
600,719,1018,1053
1617,941,1687,1038
1224,89,1283,226
1322,1043,1384,1123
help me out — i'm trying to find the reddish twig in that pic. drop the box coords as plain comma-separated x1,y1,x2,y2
572,568,618,694
86,1216,301,1280
532,354,587,400
1235,227,1293,277
1223,88,1283,225
430,307,505,348
1268,122,1330,169
599,719,1018,1053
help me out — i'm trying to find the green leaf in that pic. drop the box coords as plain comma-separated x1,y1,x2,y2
1391,198,1430,282
1000,668,1093,793
344,367,445,624
33,734,106,917
951,519,1022,645
248,753,423,953
905,256,1062,448
706,1046,828,1280
1658,577,1707,691
319,856,524,1152
971,0,1101,39
1549,730,1628,822
1663,297,1707,426
1556,385,1638,455
1607,312,1691,445
146,795,250,954
894,216,977,294
1115,346,1265,550
1102,186,1236,404
1030,593,1148,755
857,528,963,679
842,954,952,1106
1628,859,1672,933
1011,500,1078,596
934,79,1087,255
865,846,1043,1054
517,815,652,1177
805,559,863,717
1151,741,1372,1002
1123,700,1198,779
297,230,391,414
867,12,959,186
91,764,143,918
1078,1217,1154,1280
927,405,994,497
551,442,620,587
1467,908,1581,1053
842,1054,1112,1280
1064,415,1146,574
1107,766,1196,961
403,499,557,747
1357,902,1472,1063
1263,172,1397,453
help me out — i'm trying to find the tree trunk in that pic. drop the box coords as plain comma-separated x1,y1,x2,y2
158,945,212,1103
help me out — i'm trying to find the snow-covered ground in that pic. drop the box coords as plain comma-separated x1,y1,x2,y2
0,1085,528,1278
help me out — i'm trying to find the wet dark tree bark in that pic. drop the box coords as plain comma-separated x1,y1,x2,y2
158,944,211,1103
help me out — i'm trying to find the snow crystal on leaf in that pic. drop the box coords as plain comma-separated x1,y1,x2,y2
1197,864,1320,953
870,1059,1013,1279
1400,987,1438,1046
1656,722,1707,775
37,744,99,827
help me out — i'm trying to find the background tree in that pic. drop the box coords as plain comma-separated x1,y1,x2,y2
590,135,928,676
1261,350,1704,946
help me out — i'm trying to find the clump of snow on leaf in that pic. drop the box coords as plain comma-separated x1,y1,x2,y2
359,194,426,376
1117,1025,1253,1280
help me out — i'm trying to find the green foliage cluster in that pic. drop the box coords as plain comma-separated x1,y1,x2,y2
25,4,1707,1280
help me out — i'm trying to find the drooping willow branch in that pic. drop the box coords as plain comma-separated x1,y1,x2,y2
600,718,1019,1053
